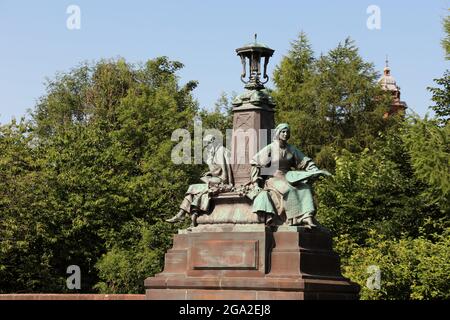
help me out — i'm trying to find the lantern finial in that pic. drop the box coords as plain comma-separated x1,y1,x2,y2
236,35,274,90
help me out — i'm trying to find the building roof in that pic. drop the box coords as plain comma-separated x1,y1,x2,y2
379,65,400,92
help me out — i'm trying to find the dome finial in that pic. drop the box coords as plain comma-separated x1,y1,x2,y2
384,54,390,76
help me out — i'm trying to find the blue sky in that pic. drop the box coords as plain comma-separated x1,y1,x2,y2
0,0,448,124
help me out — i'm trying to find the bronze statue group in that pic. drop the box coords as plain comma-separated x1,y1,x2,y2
166,123,331,229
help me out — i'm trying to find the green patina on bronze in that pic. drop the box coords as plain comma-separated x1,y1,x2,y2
232,88,275,108
250,123,331,227
168,38,331,230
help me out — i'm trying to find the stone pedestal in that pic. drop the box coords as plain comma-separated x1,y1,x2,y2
145,224,360,300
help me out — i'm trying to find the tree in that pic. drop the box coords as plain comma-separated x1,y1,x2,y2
336,230,450,300
0,120,64,292
428,71,450,125
94,221,174,293
316,128,425,244
427,12,450,125
0,57,202,293
316,116,448,241
272,34,393,169
402,116,450,215
442,12,450,60
273,31,315,115
198,91,234,136
315,115,449,300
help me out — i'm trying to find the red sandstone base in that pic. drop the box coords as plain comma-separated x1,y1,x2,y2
145,226,360,300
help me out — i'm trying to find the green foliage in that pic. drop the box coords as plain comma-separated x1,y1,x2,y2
272,34,393,168
94,221,173,293
0,57,202,293
1,30,448,300
443,12,450,60
402,116,450,214
335,230,450,300
272,31,315,115
427,70,450,125
0,120,65,292
317,137,416,243
316,117,449,299
293,24,450,299
199,92,234,134
316,119,447,244
428,12,450,124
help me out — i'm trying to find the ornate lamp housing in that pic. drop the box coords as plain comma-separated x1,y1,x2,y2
236,34,274,90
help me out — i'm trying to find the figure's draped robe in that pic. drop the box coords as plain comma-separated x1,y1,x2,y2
180,146,233,213
250,140,321,223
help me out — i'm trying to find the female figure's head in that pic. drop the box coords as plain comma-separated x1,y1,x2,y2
274,123,290,143
203,134,218,151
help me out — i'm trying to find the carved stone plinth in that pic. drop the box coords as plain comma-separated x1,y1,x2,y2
144,226,360,300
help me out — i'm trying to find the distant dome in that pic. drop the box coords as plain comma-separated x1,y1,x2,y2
378,57,407,117
379,67,399,91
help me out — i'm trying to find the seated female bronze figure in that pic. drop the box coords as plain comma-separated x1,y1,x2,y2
250,123,330,228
